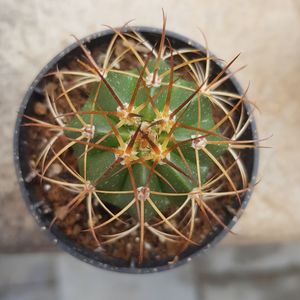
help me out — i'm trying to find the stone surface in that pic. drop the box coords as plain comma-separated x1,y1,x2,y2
0,253,58,300
2,243,300,300
0,0,299,251
58,256,198,300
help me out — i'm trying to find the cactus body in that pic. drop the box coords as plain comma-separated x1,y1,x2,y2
67,58,227,221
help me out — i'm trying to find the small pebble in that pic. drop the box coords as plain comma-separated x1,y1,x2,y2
168,255,179,265
43,205,52,214
34,102,47,115
25,170,38,182
94,246,104,253
226,205,237,215
43,184,51,191
47,163,63,177
158,236,166,243
44,82,56,94
144,242,152,250
126,242,132,252
111,61,120,69
72,224,82,235
96,54,106,66
92,216,98,224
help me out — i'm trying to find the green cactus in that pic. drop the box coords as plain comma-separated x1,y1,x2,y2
67,57,227,221
24,17,255,264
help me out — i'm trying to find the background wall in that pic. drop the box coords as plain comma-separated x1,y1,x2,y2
1,0,299,249
0,0,300,299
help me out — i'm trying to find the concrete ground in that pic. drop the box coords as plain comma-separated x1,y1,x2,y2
1,243,300,300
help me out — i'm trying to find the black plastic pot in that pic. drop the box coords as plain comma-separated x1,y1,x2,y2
14,27,259,273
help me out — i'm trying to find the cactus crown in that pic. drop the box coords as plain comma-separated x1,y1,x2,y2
23,16,257,265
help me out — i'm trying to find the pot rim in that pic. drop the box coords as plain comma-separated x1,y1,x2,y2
14,26,259,274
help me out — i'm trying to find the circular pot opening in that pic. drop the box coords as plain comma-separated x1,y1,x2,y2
14,27,259,273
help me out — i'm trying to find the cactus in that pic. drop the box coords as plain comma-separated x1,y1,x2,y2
23,16,257,264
